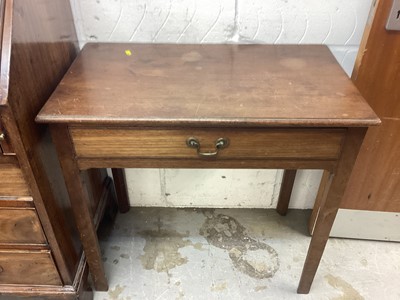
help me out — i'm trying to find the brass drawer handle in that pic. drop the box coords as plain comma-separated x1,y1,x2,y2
0,133,4,141
186,137,229,158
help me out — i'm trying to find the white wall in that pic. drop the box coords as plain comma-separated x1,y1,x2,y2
70,0,372,209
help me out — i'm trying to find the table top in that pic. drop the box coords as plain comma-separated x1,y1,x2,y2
36,43,379,127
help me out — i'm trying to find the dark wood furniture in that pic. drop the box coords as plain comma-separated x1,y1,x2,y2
340,0,400,213
0,1,119,299
36,43,380,294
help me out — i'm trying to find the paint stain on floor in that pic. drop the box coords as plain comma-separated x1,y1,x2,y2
254,285,268,292
107,284,126,300
325,274,364,300
138,229,192,272
200,212,279,279
360,258,368,267
211,281,228,292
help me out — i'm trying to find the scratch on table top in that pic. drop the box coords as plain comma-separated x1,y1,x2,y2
194,103,201,117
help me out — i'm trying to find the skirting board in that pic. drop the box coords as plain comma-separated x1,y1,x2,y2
330,209,400,242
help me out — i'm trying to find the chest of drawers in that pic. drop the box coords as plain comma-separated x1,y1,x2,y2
0,1,117,299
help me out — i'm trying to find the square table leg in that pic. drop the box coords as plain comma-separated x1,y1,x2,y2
276,170,297,216
50,124,108,291
111,168,130,213
297,128,367,293
308,170,332,234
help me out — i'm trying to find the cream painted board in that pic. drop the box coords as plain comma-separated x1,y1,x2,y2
331,210,400,241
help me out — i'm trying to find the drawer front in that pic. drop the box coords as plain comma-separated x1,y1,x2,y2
0,163,31,197
0,250,62,285
0,208,46,244
70,127,345,160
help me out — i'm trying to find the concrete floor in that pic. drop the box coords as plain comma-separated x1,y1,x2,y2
94,208,400,300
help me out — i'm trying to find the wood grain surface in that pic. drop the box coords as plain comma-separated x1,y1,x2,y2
0,208,46,244
0,250,62,285
0,163,30,196
340,0,400,212
36,44,380,127
342,119,400,211
70,127,345,160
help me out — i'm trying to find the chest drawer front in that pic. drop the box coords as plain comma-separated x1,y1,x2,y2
0,250,62,286
0,163,31,197
70,127,345,160
0,208,46,244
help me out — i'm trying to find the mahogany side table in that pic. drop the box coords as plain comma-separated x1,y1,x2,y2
36,44,380,294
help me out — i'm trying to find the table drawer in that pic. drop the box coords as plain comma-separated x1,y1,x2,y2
0,250,62,285
0,163,31,197
70,127,345,160
0,208,46,244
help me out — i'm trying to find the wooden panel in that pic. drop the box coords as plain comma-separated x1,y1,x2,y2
352,0,400,119
71,127,345,160
341,118,400,212
36,44,379,128
0,250,62,285
340,0,400,212
0,163,30,196
0,208,46,244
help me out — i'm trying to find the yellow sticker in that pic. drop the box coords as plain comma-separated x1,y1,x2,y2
125,49,132,56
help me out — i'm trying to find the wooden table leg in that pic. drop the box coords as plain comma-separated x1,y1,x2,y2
111,168,130,213
276,170,297,216
297,128,367,294
50,124,108,291
308,170,332,235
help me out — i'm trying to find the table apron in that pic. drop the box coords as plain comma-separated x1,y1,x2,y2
76,157,338,171
69,127,346,169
